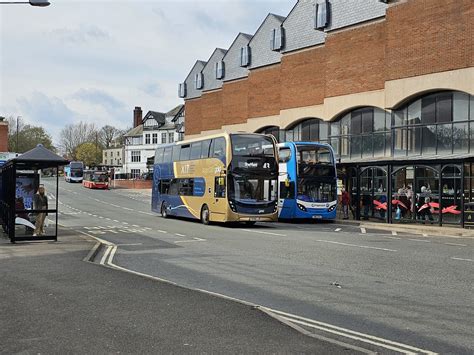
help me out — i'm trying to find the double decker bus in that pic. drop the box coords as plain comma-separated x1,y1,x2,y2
64,161,84,183
82,171,109,189
152,133,279,225
277,142,337,220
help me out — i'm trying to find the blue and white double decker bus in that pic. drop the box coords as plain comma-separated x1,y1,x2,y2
277,142,337,220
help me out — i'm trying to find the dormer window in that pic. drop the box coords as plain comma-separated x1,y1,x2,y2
315,0,329,30
240,45,250,67
215,60,225,80
178,83,186,98
271,27,284,51
194,72,203,90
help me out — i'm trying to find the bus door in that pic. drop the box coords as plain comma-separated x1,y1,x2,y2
212,175,227,222
277,146,294,218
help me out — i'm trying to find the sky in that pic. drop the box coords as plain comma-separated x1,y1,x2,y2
0,0,295,145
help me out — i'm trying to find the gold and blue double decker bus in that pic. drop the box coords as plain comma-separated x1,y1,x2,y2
151,133,278,225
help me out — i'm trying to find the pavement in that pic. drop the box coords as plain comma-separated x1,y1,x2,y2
0,228,353,354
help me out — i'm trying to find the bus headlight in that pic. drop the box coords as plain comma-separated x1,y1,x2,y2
229,200,237,212
297,203,307,212
328,204,336,212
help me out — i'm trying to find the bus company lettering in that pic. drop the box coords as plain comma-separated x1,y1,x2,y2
180,164,195,175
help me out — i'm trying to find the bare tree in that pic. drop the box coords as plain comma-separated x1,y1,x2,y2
99,125,121,149
59,121,98,159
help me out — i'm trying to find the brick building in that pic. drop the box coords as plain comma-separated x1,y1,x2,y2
0,119,8,153
178,0,474,227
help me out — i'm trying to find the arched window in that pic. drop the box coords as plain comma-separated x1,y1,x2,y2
256,126,281,142
329,107,390,160
285,118,329,144
392,91,473,157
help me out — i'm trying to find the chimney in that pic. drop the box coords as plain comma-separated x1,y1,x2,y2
0,119,8,152
133,106,143,128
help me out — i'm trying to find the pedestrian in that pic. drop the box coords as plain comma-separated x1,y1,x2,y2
341,187,350,219
33,185,48,236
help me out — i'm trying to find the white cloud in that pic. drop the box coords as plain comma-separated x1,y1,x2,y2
0,0,295,144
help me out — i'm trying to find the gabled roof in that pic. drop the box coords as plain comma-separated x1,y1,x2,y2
143,110,166,125
124,125,143,137
281,1,300,26
184,60,207,82
248,13,286,46
166,104,184,119
201,48,228,72
222,32,253,61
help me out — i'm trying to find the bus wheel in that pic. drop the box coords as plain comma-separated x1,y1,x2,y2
161,203,169,218
201,205,210,225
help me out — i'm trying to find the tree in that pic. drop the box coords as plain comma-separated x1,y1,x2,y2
59,121,98,159
7,116,55,153
99,125,121,149
76,142,102,167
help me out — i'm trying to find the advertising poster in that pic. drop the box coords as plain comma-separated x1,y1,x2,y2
16,174,39,210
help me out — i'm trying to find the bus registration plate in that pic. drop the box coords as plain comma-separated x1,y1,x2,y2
312,215,323,219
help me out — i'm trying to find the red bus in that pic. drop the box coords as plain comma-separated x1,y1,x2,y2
83,171,109,189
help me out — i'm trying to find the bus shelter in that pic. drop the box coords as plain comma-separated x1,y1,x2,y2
0,144,68,243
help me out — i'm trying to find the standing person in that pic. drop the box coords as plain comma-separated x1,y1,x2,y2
33,185,48,236
341,187,350,219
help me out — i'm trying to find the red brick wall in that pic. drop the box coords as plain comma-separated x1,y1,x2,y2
201,90,223,131
325,21,386,98
0,123,8,152
184,99,203,136
222,79,249,125
112,180,152,189
184,0,473,135
281,47,326,110
248,65,281,118
386,0,473,80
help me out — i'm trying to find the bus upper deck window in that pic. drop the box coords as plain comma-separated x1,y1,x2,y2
211,138,226,159
163,147,173,163
278,148,291,163
180,145,191,161
190,142,202,160
201,140,211,158
172,146,180,162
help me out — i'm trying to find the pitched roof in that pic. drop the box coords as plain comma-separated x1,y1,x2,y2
166,104,184,118
144,110,166,125
10,144,68,167
248,13,286,46
124,125,143,137
184,60,207,82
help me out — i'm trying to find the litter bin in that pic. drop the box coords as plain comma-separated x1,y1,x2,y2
463,202,474,228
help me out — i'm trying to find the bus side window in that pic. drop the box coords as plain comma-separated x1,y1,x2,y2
163,147,173,163
201,140,211,158
211,137,226,159
155,148,164,164
279,181,295,199
190,142,202,160
278,148,291,163
179,178,194,196
161,179,171,194
180,145,191,161
214,177,226,198
172,146,180,162
169,179,179,195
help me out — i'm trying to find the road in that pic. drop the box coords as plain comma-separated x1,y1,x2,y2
45,178,474,354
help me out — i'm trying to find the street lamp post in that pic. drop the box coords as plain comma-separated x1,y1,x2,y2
0,0,50,6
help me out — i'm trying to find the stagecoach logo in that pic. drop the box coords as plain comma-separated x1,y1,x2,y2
244,162,258,168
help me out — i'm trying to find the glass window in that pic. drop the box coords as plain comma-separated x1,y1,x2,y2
393,107,406,127
201,139,211,158
180,144,190,161
301,121,311,141
393,128,407,157
145,134,150,144
279,181,295,199
437,123,453,155
362,135,373,158
341,114,350,135
407,126,422,156
190,142,202,160
169,133,174,143
214,177,226,198
373,133,385,157
320,122,328,140
340,137,349,159
330,121,340,136
152,133,158,144
172,146,180,161
436,93,453,123
421,96,436,124
231,135,274,157
422,125,437,155
453,122,468,153
408,100,422,125
163,147,172,163
374,109,386,132
315,0,328,29
161,133,167,144
131,150,141,163
350,136,361,159
278,147,291,163
361,110,373,134
211,137,227,159
351,112,361,135
453,92,469,122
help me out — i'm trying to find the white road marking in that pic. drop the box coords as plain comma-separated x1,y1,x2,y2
157,230,167,234
123,207,133,211
113,220,119,223
100,245,112,265
122,222,129,225
451,257,473,262
175,233,186,237
316,240,397,252
132,224,140,227
116,243,143,246
387,236,402,240
175,237,206,244
391,231,397,236
422,233,428,237
263,308,435,355
241,229,286,237
335,228,342,232
444,242,467,247
408,238,430,243
360,227,366,234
